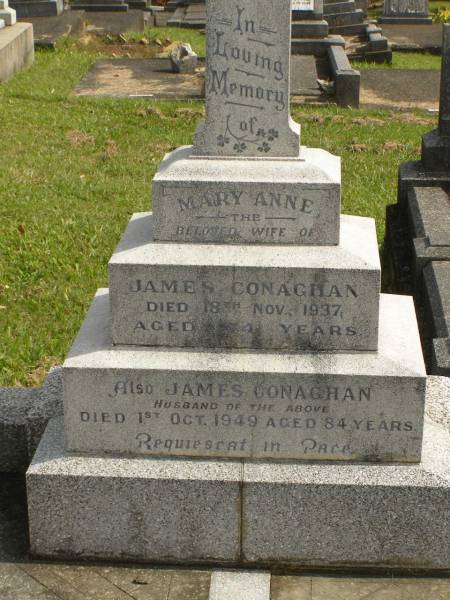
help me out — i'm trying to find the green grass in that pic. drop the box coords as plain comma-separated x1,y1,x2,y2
352,51,442,70
0,43,437,386
124,26,206,55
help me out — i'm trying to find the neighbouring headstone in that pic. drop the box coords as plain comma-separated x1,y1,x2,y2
26,0,445,573
386,26,450,377
70,0,128,13
378,0,431,24
0,0,16,25
9,0,63,17
423,260,450,376
422,25,450,170
0,17,34,83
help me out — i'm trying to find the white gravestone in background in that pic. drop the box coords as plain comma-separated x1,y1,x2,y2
292,0,315,10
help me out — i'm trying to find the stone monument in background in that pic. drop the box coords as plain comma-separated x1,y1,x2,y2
0,0,34,83
386,24,450,377
9,0,62,17
378,0,432,24
26,0,449,570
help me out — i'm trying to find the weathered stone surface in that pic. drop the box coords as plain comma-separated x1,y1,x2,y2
27,417,242,562
432,337,450,376
423,262,450,323
0,369,62,473
193,0,300,158
380,0,430,20
242,416,450,569
9,0,63,17
439,24,450,137
422,26,450,169
109,213,381,352
27,409,449,569
424,262,450,376
209,571,270,600
152,145,341,245
0,22,34,83
397,161,450,210
408,186,450,248
63,289,424,462
328,45,360,108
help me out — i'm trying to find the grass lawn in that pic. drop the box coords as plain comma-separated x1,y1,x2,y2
0,34,438,387
352,51,442,69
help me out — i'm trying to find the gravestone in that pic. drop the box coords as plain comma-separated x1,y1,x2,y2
386,25,450,377
0,0,16,25
9,0,63,17
0,0,33,83
71,0,128,13
167,0,206,28
396,25,450,205
26,0,448,571
422,26,450,169
378,0,431,24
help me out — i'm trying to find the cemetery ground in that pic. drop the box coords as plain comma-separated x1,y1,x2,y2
0,31,442,387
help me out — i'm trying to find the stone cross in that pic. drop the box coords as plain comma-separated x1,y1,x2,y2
439,24,450,138
194,0,300,158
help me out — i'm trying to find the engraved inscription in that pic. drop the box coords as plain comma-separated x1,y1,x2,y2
110,265,379,351
194,0,300,157
65,372,423,461
153,182,339,244
388,0,426,15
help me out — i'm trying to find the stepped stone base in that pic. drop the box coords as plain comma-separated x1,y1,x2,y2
71,1,128,10
292,19,329,38
152,145,341,245
378,16,432,24
27,412,449,569
0,22,33,82
291,35,345,56
10,0,63,16
63,290,425,462
397,160,450,209
109,213,381,352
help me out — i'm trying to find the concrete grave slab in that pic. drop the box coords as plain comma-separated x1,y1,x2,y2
22,10,85,48
381,23,442,51
209,571,270,600
73,58,204,99
360,69,439,110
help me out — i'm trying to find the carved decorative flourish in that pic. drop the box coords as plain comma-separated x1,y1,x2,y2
217,115,279,153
